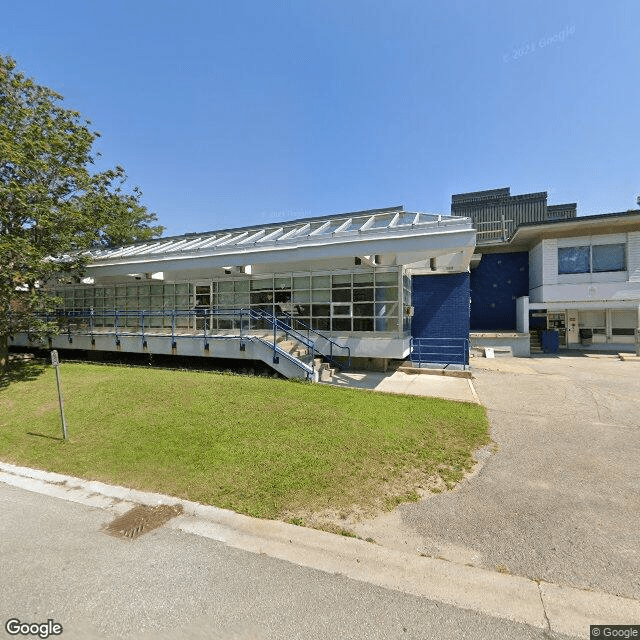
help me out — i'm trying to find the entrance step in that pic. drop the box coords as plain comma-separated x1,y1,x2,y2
279,338,336,381
529,331,542,354
314,357,336,382
277,339,309,360
482,346,513,358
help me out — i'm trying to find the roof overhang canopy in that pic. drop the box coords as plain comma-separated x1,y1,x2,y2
85,209,476,277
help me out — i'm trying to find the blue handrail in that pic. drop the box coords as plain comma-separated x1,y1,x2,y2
276,311,351,370
410,337,469,367
37,308,323,378
52,307,350,371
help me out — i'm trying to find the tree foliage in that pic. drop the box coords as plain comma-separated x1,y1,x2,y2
0,55,164,370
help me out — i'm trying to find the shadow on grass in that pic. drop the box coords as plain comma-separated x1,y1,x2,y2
0,355,47,390
27,432,64,442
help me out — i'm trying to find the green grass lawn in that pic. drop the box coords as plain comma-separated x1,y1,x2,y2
0,361,490,528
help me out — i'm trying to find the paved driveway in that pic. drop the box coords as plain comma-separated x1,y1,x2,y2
354,354,640,600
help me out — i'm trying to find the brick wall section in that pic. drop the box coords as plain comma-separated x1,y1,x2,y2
470,252,529,330
411,273,470,339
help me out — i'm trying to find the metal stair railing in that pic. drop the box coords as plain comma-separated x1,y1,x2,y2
409,337,469,368
245,308,315,352
32,308,317,379
276,311,351,370
238,308,316,379
247,334,315,379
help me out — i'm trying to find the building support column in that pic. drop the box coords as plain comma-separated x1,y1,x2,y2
516,296,529,333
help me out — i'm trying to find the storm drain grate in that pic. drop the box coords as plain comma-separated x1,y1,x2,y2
105,504,184,540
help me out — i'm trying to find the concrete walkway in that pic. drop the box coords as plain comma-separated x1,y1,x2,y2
352,354,640,604
1,461,639,639
326,369,477,403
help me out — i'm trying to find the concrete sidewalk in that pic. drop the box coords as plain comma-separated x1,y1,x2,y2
326,369,478,403
1,461,639,639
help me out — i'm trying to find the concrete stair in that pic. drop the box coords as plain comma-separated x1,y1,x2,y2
277,338,336,382
530,331,542,354
314,358,336,382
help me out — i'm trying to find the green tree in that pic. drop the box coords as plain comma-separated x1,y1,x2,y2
0,55,163,372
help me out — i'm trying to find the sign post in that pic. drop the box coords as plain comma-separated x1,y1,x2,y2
50,350,68,441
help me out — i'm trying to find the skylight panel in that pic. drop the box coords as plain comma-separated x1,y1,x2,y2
257,228,284,243
279,223,310,241
217,231,248,247
413,213,440,225
366,214,395,230
237,229,266,245
309,221,337,236
333,218,353,234
393,212,420,226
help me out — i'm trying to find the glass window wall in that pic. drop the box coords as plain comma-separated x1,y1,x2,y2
50,268,403,334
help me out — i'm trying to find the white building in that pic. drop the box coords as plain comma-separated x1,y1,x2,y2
13,194,638,371
12,207,476,379
516,211,640,349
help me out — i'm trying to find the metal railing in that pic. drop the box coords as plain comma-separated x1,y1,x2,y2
276,311,351,370
17,307,352,376
475,217,514,244
409,337,469,367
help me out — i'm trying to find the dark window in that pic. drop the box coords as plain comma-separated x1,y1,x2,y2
592,244,625,272
353,318,374,331
332,304,351,316
250,291,273,304
312,304,330,317
612,328,635,336
331,288,351,302
332,318,352,331
291,304,310,317
353,303,374,317
558,247,590,274
274,290,291,303
312,317,330,331
353,287,373,302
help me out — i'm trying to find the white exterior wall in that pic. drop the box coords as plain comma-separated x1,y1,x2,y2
529,239,558,302
529,243,543,289
628,231,640,282
532,233,640,304
529,231,640,351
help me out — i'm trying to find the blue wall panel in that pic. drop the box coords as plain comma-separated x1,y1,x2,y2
411,273,470,339
470,252,529,330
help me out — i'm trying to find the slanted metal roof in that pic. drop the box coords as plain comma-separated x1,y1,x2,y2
86,206,473,266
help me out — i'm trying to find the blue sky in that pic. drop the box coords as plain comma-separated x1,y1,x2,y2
2,1,639,236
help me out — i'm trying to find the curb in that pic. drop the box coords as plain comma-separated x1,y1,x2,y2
396,366,472,379
1,461,639,638
467,377,481,403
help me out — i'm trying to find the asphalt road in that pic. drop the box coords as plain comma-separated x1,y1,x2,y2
0,483,576,640
355,354,640,601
